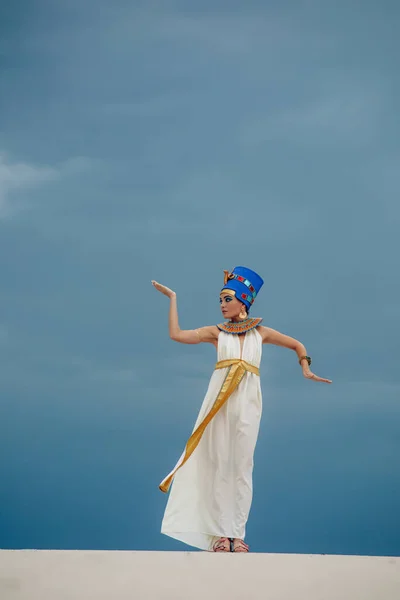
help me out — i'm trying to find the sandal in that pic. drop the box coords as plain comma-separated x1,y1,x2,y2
212,537,231,552
232,538,249,553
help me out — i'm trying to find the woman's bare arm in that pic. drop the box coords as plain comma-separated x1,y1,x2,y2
257,325,332,384
151,280,219,346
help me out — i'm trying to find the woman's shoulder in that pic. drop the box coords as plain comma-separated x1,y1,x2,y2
196,325,220,342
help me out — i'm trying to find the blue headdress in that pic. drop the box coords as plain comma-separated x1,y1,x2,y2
221,266,264,311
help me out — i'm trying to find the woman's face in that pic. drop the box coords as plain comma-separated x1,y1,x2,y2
219,291,247,320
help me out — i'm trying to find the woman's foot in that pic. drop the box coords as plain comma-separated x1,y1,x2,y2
232,538,249,552
212,537,231,552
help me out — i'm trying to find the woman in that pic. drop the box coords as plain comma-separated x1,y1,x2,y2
152,266,332,553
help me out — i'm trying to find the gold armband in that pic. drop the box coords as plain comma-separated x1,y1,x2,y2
299,355,312,366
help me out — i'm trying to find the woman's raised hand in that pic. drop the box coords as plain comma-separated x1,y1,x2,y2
151,280,176,299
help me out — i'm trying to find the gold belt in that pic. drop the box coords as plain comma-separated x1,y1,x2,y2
159,359,260,493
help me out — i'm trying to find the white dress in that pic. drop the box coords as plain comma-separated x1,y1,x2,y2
161,327,263,551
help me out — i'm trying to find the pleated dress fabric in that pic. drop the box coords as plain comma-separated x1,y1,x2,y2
161,327,263,551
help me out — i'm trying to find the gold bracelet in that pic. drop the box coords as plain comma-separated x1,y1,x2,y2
299,355,312,366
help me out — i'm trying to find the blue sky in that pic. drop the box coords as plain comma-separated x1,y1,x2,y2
1,0,399,555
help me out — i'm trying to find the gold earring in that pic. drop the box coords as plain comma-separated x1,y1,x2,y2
239,307,247,320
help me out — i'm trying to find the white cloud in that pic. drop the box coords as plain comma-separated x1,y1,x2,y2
0,153,93,219
0,153,57,217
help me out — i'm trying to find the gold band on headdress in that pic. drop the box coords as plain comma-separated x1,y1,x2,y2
220,289,235,297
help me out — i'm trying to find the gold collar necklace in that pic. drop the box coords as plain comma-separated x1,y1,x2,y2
217,317,262,334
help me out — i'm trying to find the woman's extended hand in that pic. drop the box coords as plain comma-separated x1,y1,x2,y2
303,368,332,384
151,280,176,299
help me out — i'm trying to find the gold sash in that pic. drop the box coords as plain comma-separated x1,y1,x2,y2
159,358,260,493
